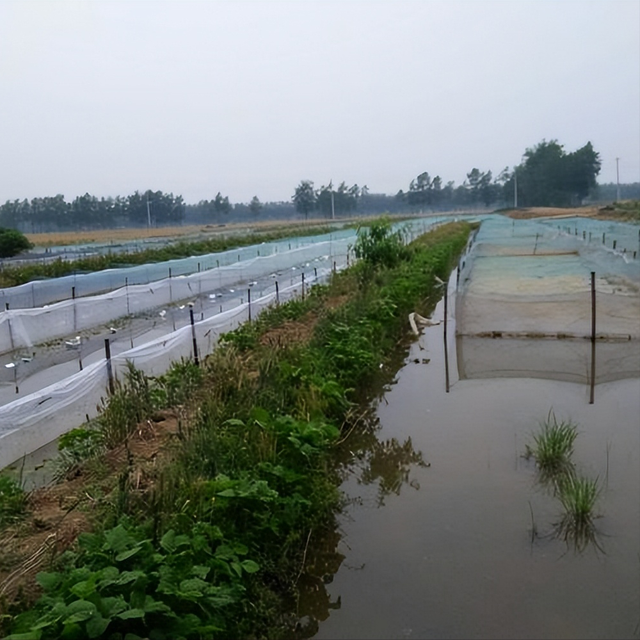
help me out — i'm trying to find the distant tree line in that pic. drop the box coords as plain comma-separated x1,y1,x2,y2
0,139,616,233
0,191,186,233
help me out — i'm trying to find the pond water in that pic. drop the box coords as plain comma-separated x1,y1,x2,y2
309,290,640,640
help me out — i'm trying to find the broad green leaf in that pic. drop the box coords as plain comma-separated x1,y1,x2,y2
115,570,145,585
104,525,133,553
191,564,210,579
85,614,110,639
160,529,176,552
143,595,172,614
116,608,145,620
115,546,142,562
5,632,43,640
100,596,128,617
231,561,242,578
179,577,208,595
63,600,96,624
241,559,260,574
232,541,248,555
250,406,270,426
70,579,97,599
35,572,61,591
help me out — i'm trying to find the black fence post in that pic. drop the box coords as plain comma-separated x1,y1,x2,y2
105,338,115,395
190,308,200,367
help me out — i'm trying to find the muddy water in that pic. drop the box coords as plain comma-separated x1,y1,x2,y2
312,293,640,640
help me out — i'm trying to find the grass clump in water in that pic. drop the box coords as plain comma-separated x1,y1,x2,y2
555,474,602,552
525,411,578,479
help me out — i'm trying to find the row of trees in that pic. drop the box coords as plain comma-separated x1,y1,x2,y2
0,140,606,232
0,191,186,233
292,181,361,219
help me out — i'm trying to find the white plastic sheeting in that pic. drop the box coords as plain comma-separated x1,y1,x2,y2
0,279,305,470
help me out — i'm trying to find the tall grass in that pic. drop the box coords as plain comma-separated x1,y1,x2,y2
526,411,578,480
555,475,602,552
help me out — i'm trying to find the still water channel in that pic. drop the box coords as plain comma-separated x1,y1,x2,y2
306,291,640,640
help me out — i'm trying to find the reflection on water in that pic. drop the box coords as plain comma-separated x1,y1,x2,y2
355,436,427,506
291,408,429,637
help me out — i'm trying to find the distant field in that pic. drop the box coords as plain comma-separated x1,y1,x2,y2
25,217,344,247
503,202,640,222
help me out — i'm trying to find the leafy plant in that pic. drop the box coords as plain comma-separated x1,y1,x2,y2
152,358,203,408
54,428,105,479
7,522,257,640
353,217,408,269
0,475,27,527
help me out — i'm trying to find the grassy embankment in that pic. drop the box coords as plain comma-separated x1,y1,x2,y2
0,220,473,639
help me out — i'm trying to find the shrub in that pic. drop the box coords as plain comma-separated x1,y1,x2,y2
0,227,32,258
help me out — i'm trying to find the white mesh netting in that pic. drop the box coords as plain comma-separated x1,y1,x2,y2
455,215,640,385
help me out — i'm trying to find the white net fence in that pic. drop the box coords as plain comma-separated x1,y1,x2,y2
455,215,640,385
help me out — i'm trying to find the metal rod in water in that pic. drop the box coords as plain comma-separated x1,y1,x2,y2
443,281,450,393
247,288,252,322
275,281,280,305
590,271,596,404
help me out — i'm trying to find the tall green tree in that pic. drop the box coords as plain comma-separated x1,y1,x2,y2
249,196,262,216
513,139,601,206
292,180,316,220
213,192,231,217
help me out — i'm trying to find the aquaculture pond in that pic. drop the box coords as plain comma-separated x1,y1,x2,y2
311,289,639,639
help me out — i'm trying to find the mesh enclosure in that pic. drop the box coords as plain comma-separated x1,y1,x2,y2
456,216,640,340
455,215,640,385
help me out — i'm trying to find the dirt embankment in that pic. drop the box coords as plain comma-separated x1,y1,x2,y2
502,204,640,222
0,411,180,607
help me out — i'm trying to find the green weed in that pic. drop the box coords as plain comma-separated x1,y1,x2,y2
525,412,578,479
0,476,27,528
555,475,602,552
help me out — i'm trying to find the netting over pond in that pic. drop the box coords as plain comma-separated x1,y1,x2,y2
456,215,640,340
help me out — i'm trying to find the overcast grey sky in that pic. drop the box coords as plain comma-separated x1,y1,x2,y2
1,0,638,205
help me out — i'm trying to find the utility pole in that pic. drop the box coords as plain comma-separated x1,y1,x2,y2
329,179,335,220
146,194,151,229
514,169,518,208
616,157,620,202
